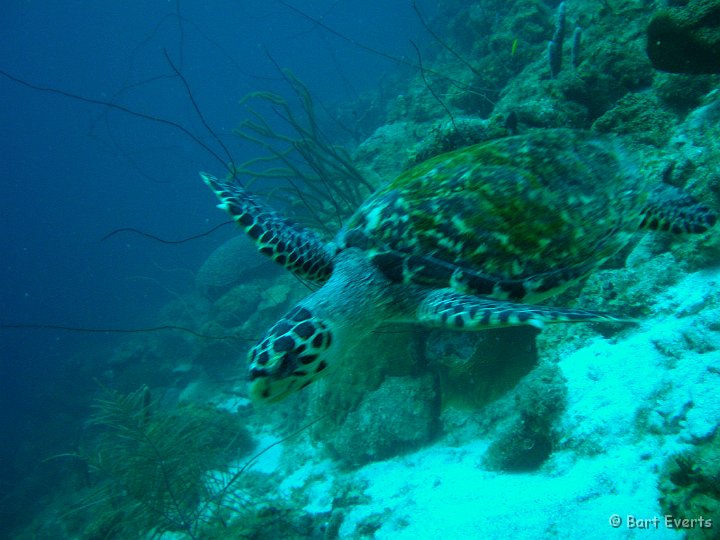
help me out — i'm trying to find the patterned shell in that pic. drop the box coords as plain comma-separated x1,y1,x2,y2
340,129,649,297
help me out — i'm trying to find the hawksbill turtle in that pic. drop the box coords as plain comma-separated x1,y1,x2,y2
201,129,716,403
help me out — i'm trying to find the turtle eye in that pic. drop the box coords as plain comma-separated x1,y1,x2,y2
248,367,267,381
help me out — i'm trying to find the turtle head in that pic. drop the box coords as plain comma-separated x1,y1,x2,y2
248,305,334,403
246,248,393,403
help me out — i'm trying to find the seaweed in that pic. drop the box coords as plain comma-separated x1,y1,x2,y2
55,386,253,539
234,69,374,234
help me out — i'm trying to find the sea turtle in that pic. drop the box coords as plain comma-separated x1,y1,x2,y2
202,129,716,403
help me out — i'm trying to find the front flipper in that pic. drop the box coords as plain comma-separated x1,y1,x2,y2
202,173,335,283
416,289,636,330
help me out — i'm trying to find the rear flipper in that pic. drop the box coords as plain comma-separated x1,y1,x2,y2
416,289,636,330
641,184,716,234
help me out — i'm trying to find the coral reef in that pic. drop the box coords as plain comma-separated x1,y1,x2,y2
13,0,720,538
659,430,720,539
591,92,676,145
410,115,502,163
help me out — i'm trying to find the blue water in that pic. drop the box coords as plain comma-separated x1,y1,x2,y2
0,0,427,530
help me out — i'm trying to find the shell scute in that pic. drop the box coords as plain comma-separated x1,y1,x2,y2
342,130,649,298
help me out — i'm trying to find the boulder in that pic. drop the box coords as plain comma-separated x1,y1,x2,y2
647,0,720,73
196,235,278,300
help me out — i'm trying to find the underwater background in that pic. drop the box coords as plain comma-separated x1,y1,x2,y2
1,0,719,538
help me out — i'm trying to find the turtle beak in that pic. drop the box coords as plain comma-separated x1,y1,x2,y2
249,377,297,404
